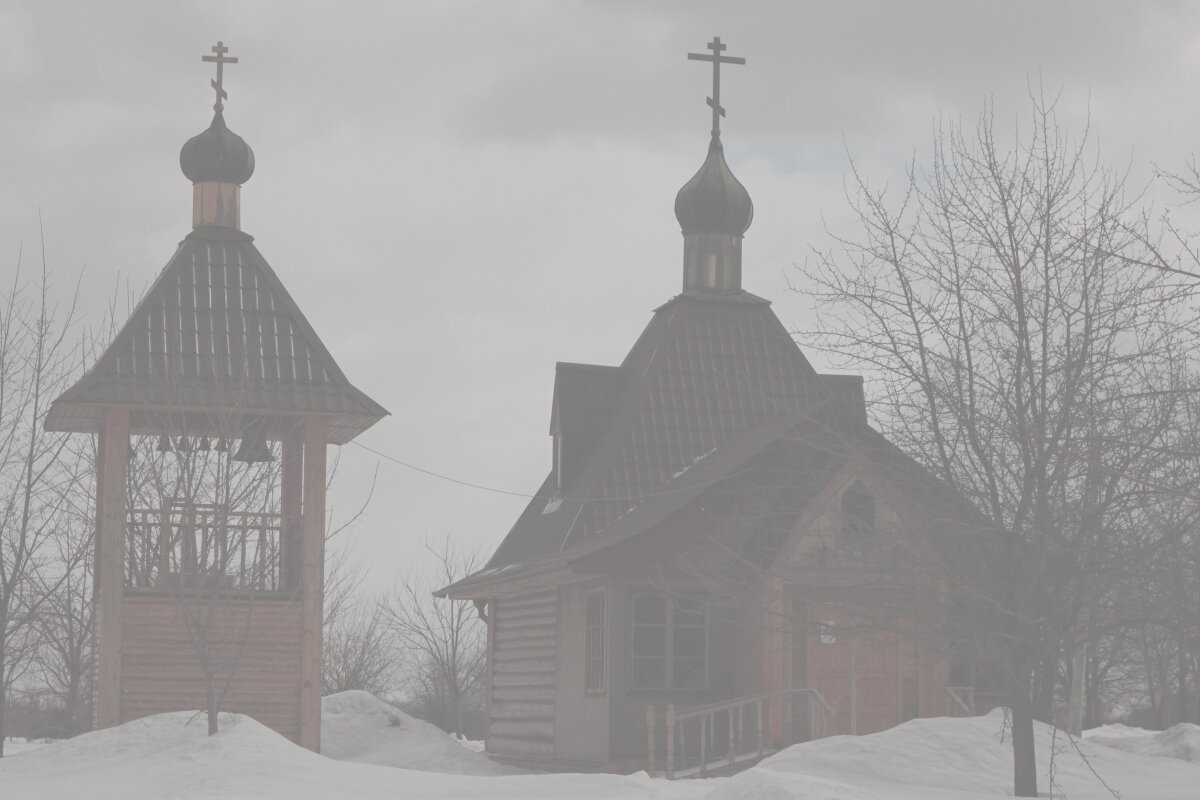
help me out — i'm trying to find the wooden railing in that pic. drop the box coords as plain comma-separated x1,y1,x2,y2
126,500,283,592
646,688,833,779
946,685,975,716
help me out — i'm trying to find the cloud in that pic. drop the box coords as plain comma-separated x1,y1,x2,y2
7,0,1200,588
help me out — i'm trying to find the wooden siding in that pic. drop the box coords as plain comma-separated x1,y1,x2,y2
553,581,608,763
118,594,304,742
489,590,557,759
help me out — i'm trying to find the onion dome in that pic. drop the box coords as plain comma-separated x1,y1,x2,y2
179,110,255,184
674,135,753,236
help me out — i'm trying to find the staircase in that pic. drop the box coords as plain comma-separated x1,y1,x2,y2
646,688,833,779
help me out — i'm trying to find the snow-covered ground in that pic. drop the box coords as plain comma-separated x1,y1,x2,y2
320,690,518,774
1084,721,1200,763
715,709,1200,800
3,704,1199,799
3,737,51,757
0,709,709,800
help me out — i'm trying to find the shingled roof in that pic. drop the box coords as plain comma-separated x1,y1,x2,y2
46,226,387,444
443,288,844,596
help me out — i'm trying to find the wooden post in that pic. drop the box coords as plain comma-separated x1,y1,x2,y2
849,635,859,736
298,417,326,752
95,408,129,729
665,704,676,780
728,707,736,766
646,705,656,775
280,427,304,590
756,699,765,757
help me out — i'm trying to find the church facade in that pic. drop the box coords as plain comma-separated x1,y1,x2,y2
442,39,960,775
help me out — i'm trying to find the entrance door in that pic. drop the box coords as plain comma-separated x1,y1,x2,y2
802,603,905,736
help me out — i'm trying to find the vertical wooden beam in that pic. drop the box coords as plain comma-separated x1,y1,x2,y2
645,705,656,775
665,703,676,779
280,426,304,591
95,407,129,729
760,575,786,742
849,635,859,735
298,417,326,752
484,598,495,753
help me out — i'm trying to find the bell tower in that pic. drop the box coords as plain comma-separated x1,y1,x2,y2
45,42,386,751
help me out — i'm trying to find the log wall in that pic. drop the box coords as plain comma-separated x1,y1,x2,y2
489,590,557,760
118,594,304,742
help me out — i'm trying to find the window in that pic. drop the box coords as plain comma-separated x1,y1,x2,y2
631,594,707,690
585,591,606,693
841,480,876,537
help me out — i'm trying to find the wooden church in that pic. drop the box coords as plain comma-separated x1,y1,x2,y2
441,39,964,775
45,44,386,751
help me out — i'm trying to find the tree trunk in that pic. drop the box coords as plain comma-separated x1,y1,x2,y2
1176,646,1189,728
1011,681,1038,798
0,675,7,758
205,671,218,735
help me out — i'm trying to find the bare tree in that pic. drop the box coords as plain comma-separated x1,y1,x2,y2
322,594,395,695
805,90,1200,796
0,252,88,756
123,425,282,737
386,536,485,737
32,521,95,738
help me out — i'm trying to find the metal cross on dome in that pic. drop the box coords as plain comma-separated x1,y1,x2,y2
202,40,238,113
687,37,745,138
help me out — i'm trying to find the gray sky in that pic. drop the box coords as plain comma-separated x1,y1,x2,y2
6,0,1200,591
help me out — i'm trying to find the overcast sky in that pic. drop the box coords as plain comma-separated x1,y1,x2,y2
6,1,1200,592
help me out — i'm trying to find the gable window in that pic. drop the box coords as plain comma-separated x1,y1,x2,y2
585,590,606,693
841,480,876,537
631,594,707,690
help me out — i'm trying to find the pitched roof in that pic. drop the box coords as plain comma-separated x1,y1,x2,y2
46,226,387,444
444,288,837,596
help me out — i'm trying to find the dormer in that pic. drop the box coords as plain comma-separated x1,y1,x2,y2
549,363,624,494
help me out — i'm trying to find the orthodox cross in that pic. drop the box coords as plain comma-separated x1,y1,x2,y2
687,36,745,137
202,41,238,113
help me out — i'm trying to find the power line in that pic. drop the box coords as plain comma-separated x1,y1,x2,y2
348,439,750,505
349,440,543,500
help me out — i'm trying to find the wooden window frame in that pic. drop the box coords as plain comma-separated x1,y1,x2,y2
841,480,877,538
584,589,606,694
630,592,708,691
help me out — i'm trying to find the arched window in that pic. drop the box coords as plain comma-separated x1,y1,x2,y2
841,480,876,537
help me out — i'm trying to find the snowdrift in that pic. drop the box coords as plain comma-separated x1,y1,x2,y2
320,690,515,774
710,709,1200,800
0,709,702,800
1085,721,1200,763
4,707,1200,799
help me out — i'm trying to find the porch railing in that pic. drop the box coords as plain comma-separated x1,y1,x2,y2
946,685,975,716
646,688,833,779
126,500,283,592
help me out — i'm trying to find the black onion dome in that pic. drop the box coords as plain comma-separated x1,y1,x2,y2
180,110,255,184
674,135,753,236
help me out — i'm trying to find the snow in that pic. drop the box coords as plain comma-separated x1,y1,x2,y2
3,707,1199,799
320,690,516,774
671,448,717,480
711,709,1200,800
0,709,711,800
3,737,51,756
1085,721,1200,763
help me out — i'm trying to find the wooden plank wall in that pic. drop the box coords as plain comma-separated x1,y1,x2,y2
489,590,557,760
119,594,304,742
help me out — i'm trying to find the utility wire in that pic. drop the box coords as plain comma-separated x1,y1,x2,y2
348,439,752,505
349,440,543,499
